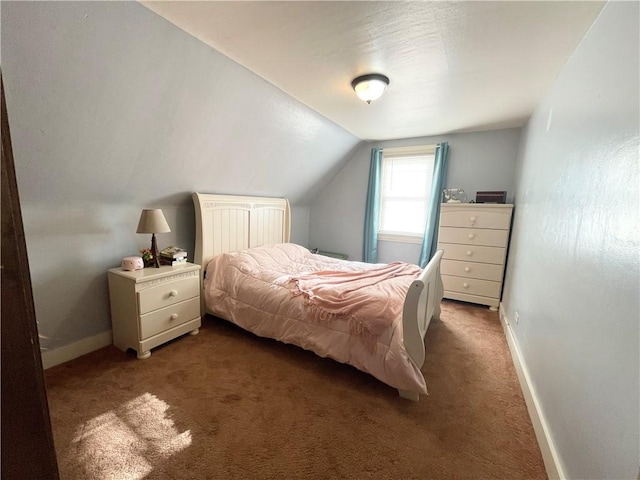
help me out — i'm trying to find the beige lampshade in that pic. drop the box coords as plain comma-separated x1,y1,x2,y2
136,209,171,234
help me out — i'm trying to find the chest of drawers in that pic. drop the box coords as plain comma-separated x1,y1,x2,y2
108,263,201,359
437,203,513,310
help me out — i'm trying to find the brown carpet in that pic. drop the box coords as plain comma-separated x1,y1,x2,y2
44,300,547,479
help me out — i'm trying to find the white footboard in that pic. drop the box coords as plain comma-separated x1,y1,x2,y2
398,250,444,401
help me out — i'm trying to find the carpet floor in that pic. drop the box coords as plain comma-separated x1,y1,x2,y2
44,300,547,479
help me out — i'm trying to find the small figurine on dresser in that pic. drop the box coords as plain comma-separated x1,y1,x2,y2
442,188,468,203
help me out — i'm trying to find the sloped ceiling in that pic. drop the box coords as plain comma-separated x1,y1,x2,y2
141,1,605,140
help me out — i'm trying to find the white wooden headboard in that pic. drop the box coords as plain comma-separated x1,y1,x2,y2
192,193,291,271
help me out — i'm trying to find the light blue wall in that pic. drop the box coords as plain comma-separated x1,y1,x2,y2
309,128,521,263
1,1,359,350
501,2,639,478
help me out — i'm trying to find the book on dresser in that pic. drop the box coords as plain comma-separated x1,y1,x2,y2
159,256,188,266
159,246,188,259
437,203,514,310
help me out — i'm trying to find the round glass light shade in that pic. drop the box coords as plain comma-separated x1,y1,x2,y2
351,74,389,104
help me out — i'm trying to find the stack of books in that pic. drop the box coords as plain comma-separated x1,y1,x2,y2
159,246,188,266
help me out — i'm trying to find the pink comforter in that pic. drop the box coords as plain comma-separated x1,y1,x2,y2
204,243,428,394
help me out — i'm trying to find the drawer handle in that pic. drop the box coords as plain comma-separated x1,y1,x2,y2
464,267,471,272
466,250,473,256
169,290,178,297
463,283,469,289
468,233,475,239
170,313,178,320
470,216,477,223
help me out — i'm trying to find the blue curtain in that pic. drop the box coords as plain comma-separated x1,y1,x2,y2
363,147,383,263
419,142,449,267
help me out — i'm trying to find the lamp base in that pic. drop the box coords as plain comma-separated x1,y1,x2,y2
151,233,160,268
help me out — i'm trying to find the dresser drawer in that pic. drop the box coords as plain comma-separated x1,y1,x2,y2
139,297,200,340
442,275,501,299
438,227,509,247
440,208,511,230
137,276,200,315
438,243,506,265
441,259,504,282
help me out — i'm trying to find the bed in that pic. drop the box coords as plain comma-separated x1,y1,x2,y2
193,193,444,400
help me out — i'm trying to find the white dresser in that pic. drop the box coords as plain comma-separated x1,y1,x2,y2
437,203,513,310
108,263,201,359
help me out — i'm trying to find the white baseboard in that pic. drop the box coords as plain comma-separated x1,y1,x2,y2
499,303,565,480
41,330,113,370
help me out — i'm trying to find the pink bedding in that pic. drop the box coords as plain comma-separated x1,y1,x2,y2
203,243,428,394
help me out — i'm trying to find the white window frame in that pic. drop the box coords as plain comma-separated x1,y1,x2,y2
378,145,437,244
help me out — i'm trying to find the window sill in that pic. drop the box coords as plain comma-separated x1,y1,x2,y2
378,233,423,245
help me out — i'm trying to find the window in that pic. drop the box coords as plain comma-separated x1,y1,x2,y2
378,145,436,243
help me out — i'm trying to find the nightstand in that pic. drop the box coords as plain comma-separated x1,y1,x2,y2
107,263,201,359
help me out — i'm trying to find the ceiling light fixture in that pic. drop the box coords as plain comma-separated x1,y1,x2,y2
351,73,390,104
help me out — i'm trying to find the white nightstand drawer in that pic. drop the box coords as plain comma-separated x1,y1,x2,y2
441,259,504,282
138,276,199,315
139,297,200,340
438,243,506,265
442,275,501,299
440,208,511,230
139,318,201,354
438,227,509,247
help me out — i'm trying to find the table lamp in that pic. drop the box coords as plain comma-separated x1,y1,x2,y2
136,209,171,268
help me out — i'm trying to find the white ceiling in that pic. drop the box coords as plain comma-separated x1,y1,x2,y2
141,1,604,141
